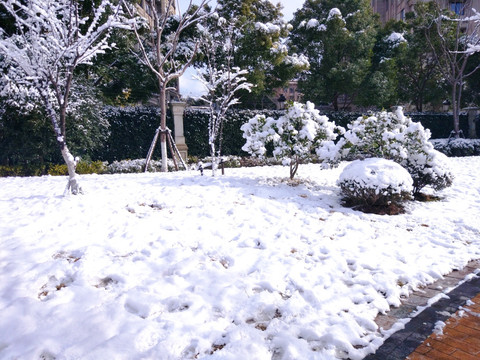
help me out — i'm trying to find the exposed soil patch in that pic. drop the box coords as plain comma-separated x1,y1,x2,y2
342,199,406,215
414,193,443,202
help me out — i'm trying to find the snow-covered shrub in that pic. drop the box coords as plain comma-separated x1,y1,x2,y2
241,101,342,179
341,107,453,195
241,114,272,158
338,158,413,213
105,159,175,174
431,138,480,157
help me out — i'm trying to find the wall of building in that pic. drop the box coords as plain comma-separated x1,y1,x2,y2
372,0,480,25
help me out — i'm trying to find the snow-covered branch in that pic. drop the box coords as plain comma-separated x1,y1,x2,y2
0,0,131,193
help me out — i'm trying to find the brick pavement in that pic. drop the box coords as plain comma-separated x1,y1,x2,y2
406,293,480,360
363,259,480,360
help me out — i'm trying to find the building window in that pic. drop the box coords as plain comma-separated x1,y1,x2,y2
450,2,465,15
400,8,405,21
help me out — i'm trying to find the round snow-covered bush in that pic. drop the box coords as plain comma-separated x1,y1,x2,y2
341,107,453,194
338,158,413,213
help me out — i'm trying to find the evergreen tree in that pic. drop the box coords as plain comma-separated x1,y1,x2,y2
464,52,480,106
357,20,400,109
290,0,379,110
88,29,158,105
391,6,447,112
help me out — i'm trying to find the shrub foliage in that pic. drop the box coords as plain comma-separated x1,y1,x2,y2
241,102,342,179
340,108,453,194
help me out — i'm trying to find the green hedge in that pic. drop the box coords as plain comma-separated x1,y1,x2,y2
409,113,472,138
93,110,475,160
320,111,472,139
183,109,474,158
1,104,477,177
431,138,480,156
99,106,174,163
183,108,285,158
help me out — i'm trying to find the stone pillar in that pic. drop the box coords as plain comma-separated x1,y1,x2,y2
466,107,479,139
170,101,188,161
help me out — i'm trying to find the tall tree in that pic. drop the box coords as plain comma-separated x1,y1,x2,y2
125,0,210,172
90,28,158,105
393,9,447,112
367,13,446,112
422,0,480,136
464,52,480,106
0,0,129,193
290,0,379,110
197,0,308,108
356,22,400,109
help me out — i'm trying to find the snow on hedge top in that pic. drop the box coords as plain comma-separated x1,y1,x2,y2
338,158,413,194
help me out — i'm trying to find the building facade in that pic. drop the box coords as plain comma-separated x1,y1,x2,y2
372,0,480,24
272,81,303,109
136,0,176,27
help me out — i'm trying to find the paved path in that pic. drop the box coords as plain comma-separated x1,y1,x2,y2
407,292,480,359
363,259,480,360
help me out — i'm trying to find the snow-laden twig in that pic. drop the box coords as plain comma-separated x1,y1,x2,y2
0,0,131,194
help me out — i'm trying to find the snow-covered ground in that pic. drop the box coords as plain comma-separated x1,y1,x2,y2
1,157,479,360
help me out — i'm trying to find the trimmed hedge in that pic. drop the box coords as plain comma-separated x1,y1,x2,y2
322,111,472,139
431,138,480,156
1,104,478,177
183,109,475,158
100,106,174,163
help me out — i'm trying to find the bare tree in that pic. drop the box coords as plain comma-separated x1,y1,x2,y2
0,0,129,194
425,1,480,137
124,0,210,172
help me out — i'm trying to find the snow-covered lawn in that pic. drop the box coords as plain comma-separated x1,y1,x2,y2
1,157,479,360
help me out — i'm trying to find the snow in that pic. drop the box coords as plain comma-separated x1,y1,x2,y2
306,19,319,29
386,32,406,47
433,321,446,336
305,19,327,32
255,22,281,35
284,53,310,67
1,157,480,359
327,8,343,21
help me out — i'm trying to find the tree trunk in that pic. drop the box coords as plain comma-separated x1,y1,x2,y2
416,91,423,112
452,84,460,137
145,85,169,172
332,94,339,111
43,94,82,194
61,144,82,195
210,141,217,176
160,86,168,172
289,156,299,180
